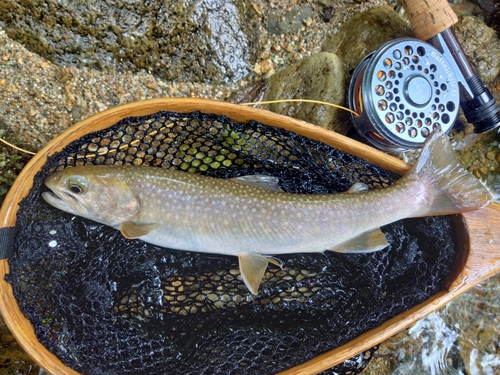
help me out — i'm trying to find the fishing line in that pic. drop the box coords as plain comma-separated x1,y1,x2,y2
240,99,361,117
0,99,359,157
0,137,36,156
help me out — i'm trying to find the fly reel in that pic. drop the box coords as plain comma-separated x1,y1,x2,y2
348,38,460,152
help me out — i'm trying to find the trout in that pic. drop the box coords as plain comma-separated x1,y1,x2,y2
42,130,491,294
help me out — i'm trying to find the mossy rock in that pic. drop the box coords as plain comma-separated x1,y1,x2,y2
454,15,500,83
263,52,350,134
321,5,412,71
0,0,258,83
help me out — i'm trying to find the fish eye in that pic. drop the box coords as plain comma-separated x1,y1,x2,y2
69,185,83,194
66,175,88,194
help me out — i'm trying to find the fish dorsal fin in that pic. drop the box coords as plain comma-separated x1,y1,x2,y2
329,228,389,253
120,222,159,239
347,182,369,193
231,175,283,192
238,253,282,295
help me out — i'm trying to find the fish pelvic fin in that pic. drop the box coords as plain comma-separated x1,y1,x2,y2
329,228,389,253
238,254,282,295
408,129,491,216
120,222,159,239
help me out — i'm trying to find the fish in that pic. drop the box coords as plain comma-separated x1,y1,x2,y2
42,130,491,295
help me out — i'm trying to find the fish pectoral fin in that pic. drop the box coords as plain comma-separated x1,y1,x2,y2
231,175,283,192
238,253,273,295
120,222,159,239
329,228,389,253
347,182,369,193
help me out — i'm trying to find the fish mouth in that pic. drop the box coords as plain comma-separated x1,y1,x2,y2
42,190,71,211
42,190,88,216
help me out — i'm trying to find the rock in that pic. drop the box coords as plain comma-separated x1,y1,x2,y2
453,15,500,83
228,80,269,104
321,5,412,71
71,105,83,122
476,0,500,29
262,52,350,134
267,5,314,35
254,59,275,78
0,0,257,83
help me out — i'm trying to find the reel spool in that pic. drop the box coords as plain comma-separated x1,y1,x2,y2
348,38,460,152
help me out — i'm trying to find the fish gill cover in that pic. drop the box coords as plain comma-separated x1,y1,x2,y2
7,111,458,374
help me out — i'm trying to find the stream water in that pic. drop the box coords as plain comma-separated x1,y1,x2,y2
366,274,500,375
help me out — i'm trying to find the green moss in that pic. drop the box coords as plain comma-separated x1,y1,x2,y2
0,316,40,374
0,125,33,206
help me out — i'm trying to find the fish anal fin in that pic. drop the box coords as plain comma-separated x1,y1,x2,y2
231,175,283,192
238,253,272,295
120,222,159,239
329,228,389,253
266,256,284,269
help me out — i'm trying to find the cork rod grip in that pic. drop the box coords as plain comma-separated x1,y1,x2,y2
401,0,458,41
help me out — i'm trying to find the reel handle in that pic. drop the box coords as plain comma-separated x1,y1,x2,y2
401,0,458,41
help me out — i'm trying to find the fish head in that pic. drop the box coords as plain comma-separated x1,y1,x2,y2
42,166,140,226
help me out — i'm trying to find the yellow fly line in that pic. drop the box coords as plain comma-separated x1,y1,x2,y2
239,99,360,117
0,137,36,156
0,99,359,157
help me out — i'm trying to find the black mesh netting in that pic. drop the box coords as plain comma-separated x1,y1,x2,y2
6,111,459,375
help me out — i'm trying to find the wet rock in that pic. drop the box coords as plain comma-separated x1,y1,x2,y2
228,80,269,104
267,5,314,35
321,6,412,71
453,15,500,83
0,0,257,83
476,0,500,29
262,52,350,134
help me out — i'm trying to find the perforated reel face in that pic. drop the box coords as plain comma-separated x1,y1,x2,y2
351,38,460,150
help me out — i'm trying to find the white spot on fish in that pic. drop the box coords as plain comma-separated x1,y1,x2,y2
49,240,58,247
49,229,57,235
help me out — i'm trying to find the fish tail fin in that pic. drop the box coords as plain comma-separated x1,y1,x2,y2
408,130,491,216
